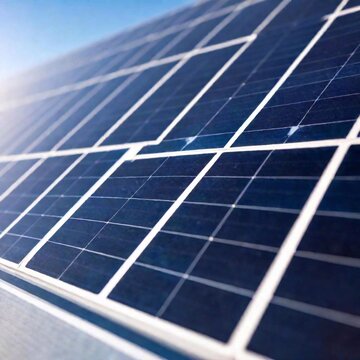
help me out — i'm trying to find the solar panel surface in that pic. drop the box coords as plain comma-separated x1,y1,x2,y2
0,0,359,359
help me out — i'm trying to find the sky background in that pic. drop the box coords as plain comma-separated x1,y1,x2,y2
0,0,192,81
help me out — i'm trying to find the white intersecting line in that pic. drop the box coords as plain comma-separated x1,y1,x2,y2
0,141,148,163
75,0,242,66
240,350,268,360
0,1,356,359
0,159,46,203
156,146,273,317
285,43,360,139
224,0,351,149
134,137,360,159
92,0,258,145
0,1,261,112
0,50,138,184
13,0,259,270
0,38,256,118
2,136,360,164
3,265,234,360
227,3,354,356
0,0,357,164
323,4,360,19
0,1,264,170
3,91,82,156
14,37,174,156
19,145,142,268
156,152,272,317
55,156,172,282
0,35,255,113
0,162,17,178
0,280,161,360
0,1,258,182
0,154,86,241
0,3,236,204
99,0,292,298
0,47,149,201
230,115,360,359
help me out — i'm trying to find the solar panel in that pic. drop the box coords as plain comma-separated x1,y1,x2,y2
0,0,359,358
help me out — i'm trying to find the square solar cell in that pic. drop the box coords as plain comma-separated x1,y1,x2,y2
161,280,250,342
0,0,359,359
0,160,37,194
140,5,360,155
141,16,329,153
250,145,360,359
248,303,360,359
102,45,241,146
0,156,77,234
0,151,124,263
26,154,211,292
208,0,281,45
299,145,360,260
105,146,334,341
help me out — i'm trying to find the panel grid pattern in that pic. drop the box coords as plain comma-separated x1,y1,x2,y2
0,0,359,359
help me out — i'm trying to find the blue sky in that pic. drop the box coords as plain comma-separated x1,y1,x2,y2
0,0,192,81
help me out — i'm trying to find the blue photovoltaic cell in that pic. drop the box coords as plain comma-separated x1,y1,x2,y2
140,1,341,155
102,45,241,146
108,147,334,341
163,14,229,57
236,12,360,145
248,303,360,360
345,0,360,8
207,0,281,45
249,147,360,359
0,156,77,233
56,64,174,150
0,86,97,155
0,151,125,264
10,64,173,154
0,160,37,195
26,155,211,293
0,0,359,359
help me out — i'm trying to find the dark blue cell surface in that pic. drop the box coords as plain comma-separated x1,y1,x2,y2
25,155,211,292
109,265,179,315
28,242,81,278
0,151,125,264
0,156,78,235
104,146,334,343
103,45,241,146
276,256,360,315
161,280,250,342
299,145,360,259
249,303,360,359
60,251,123,293
138,5,360,155
138,232,206,273
1,0,359,358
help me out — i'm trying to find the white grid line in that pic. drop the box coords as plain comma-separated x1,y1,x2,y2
19,146,142,268
1,2,358,112
0,35,255,111
4,0,236,87
99,0,292,298
0,1,357,360
0,4,250,236
11,0,267,269
1,136,360,164
230,122,359,357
